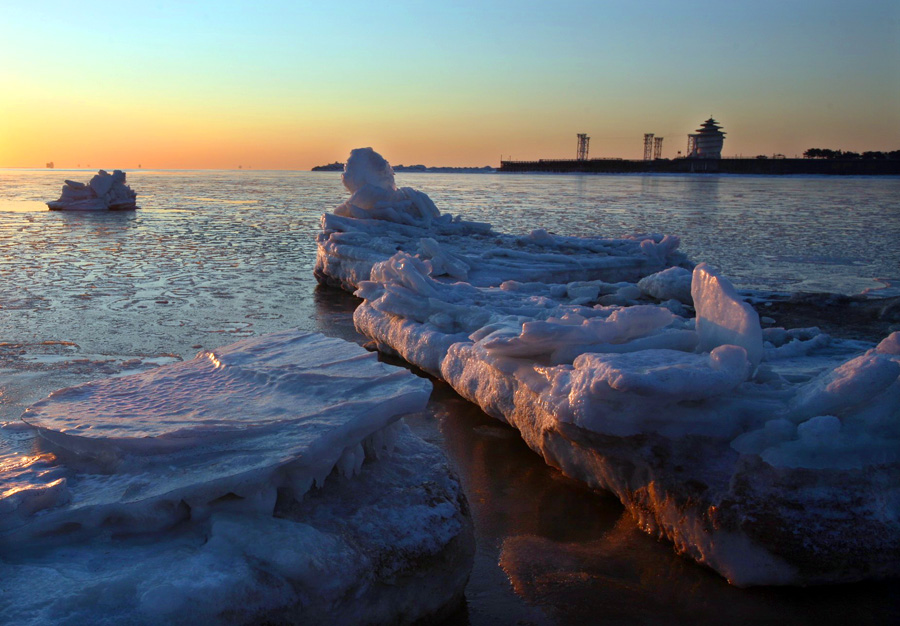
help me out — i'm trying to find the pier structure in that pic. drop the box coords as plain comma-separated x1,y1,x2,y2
499,157,900,175
500,117,898,174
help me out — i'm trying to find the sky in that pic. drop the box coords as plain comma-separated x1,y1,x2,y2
1,0,898,169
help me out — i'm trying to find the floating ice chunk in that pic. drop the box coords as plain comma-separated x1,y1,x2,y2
790,351,900,420
22,331,430,460
692,263,763,371
5,331,434,542
638,266,694,304
0,331,473,624
46,169,137,211
315,148,690,290
0,425,474,625
876,331,900,355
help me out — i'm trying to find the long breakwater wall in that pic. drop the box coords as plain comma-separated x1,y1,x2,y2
499,158,900,175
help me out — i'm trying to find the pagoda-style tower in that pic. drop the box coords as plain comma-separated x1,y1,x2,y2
688,117,726,159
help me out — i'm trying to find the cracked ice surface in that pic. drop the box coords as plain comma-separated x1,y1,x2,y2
1,330,474,625
315,152,900,586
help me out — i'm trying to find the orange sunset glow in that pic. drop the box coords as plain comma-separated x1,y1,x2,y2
2,1,898,170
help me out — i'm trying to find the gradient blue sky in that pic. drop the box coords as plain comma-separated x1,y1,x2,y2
1,0,898,168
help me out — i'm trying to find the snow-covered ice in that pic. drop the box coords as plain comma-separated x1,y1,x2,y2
315,150,900,586
46,169,138,210
0,330,474,625
314,147,690,291
357,260,900,585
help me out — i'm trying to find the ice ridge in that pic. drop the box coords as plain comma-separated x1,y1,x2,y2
316,148,900,586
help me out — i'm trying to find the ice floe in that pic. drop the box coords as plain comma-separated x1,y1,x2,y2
314,147,690,291
0,330,473,624
315,149,900,586
46,169,138,210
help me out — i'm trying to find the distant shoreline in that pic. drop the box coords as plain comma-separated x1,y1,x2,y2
311,162,495,174
499,157,900,176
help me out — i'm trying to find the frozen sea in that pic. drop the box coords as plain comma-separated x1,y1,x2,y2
2,169,900,624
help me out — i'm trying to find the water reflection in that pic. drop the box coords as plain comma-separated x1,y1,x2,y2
312,286,364,343
405,381,900,626
52,208,138,233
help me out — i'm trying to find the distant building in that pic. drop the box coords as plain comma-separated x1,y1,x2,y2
688,117,725,159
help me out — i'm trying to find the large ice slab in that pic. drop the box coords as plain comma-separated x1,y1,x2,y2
349,247,900,585
46,169,137,210
315,148,689,291
1,330,474,624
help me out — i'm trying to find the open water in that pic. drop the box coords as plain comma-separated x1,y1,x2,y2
1,169,899,624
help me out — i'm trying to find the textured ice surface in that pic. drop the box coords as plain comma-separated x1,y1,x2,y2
1,331,474,624
315,149,689,291
46,169,137,210
355,259,900,584
317,161,900,585
693,262,764,371
1,424,473,626
3,330,432,540
638,265,694,304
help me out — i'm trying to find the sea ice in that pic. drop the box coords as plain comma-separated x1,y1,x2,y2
692,262,764,371
0,330,474,624
356,259,900,585
46,169,138,210
637,265,693,304
315,148,690,291
315,155,900,585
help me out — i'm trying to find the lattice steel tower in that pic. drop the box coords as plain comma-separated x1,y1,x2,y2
643,133,655,161
687,135,697,157
576,134,590,161
653,136,663,160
